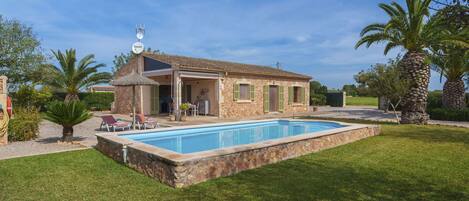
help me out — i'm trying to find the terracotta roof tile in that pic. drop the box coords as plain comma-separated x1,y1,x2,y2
142,53,311,80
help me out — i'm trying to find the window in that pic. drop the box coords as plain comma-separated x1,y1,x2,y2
292,86,304,104
239,84,250,100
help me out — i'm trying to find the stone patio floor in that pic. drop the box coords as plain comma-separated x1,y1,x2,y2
1,106,467,160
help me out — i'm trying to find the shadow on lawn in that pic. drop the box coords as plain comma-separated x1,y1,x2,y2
184,158,466,201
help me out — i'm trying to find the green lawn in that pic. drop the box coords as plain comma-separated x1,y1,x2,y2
1,122,468,201
346,96,378,106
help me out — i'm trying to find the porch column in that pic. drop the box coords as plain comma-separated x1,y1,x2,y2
138,54,144,113
173,69,181,113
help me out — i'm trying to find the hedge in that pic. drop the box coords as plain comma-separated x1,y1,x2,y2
428,108,469,122
427,91,469,109
52,92,114,111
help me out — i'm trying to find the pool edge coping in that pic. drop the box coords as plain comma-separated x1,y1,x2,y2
96,119,378,164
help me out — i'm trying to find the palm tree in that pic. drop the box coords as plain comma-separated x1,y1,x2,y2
48,49,112,101
430,3,469,110
44,101,92,142
431,46,468,109
356,0,446,124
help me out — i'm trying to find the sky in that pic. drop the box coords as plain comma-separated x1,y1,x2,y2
0,0,446,90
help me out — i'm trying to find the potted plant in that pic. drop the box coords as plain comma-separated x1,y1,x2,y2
179,103,190,121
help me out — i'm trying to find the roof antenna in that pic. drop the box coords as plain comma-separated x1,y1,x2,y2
276,62,281,70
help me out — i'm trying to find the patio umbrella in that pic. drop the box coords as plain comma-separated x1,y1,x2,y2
111,70,159,129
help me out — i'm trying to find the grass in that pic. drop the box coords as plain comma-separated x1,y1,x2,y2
1,121,468,201
346,96,378,106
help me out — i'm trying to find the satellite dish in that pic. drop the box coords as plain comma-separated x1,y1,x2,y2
132,41,144,54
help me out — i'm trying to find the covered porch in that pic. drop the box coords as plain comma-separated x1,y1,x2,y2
140,69,222,117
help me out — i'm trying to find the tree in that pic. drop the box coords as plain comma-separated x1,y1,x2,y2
46,49,112,101
44,101,92,142
11,85,52,110
342,84,358,96
355,0,466,124
309,81,328,95
113,48,161,76
360,58,410,124
0,15,47,90
429,3,469,110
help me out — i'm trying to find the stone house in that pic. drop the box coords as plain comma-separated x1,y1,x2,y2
113,53,311,118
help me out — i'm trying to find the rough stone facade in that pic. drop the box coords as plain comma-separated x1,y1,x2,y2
96,123,380,188
220,75,309,118
113,56,310,118
113,56,143,114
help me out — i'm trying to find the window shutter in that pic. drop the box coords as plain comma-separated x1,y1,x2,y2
279,86,284,112
233,83,240,101
250,85,255,101
288,86,293,105
150,86,159,115
301,87,305,104
263,85,269,113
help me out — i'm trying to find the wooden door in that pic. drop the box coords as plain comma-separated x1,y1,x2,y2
269,86,278,112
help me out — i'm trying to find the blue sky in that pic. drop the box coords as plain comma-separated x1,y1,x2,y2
0,0,445,90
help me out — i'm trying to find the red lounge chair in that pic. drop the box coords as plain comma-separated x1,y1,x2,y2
100,115,131,132
136,114,159,129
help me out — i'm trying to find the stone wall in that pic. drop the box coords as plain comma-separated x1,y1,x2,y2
114,57,143,114
97,124,380,188
220,74,309,118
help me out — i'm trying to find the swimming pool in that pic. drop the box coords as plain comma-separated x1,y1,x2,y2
121,120,344,154
96,119,380,187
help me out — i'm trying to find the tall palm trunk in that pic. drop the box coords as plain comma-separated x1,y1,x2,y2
442,79,466,110
400,51,430,124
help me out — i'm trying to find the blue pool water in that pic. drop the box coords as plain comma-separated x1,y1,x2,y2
121,120,344,154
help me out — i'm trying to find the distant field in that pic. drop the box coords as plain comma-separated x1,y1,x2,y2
346,96,378,106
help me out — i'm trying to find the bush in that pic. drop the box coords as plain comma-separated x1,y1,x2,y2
427,91,469,110
310,94,327,106
8,107,41,141
10,85,52,111
428,108,469,122
44,101,92,142
427,91,443,109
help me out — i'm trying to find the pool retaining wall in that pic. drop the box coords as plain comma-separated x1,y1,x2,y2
96,120,380,188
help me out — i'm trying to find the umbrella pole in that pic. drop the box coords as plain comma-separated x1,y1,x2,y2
132,86,136,130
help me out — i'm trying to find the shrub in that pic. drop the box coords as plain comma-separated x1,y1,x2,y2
8,107,41,141
310,94,327,106
427,91,469,110
427,91,443,109
10,85,52,111
428,108,469,122
44,101,92,142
